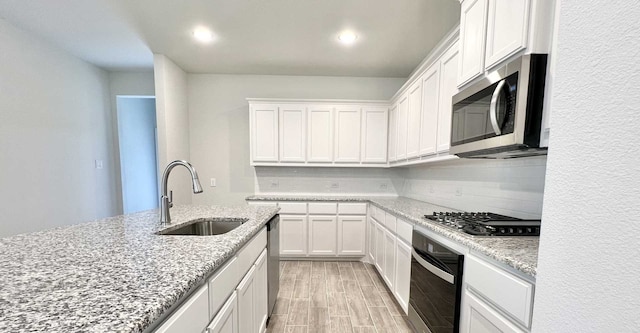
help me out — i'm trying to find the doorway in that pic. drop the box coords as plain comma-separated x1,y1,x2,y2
117,96,158,214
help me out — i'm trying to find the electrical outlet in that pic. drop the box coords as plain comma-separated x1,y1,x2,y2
330,182,340,189
428,185,434,193
455,187,462,196
270,180,279,188
210,178,216,187
380,183,388,190
95,160,103,169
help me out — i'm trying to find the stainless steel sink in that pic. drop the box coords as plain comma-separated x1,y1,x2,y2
159,218,248,236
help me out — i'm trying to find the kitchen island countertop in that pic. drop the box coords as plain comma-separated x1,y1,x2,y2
0,204,279,333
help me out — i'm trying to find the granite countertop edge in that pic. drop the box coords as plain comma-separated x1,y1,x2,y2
246,195,538,277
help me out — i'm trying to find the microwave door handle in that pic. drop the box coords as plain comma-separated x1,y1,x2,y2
412,249,455,284
489,80,507,135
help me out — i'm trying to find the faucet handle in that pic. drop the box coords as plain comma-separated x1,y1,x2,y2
169,190,174,208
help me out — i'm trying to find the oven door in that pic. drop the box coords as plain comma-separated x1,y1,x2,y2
409,233,463,333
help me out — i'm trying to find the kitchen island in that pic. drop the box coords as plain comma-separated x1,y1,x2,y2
0,204,279,333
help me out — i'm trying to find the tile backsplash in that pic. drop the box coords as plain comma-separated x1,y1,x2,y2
253,156,547,219
254,166,401,196
396,156,547,219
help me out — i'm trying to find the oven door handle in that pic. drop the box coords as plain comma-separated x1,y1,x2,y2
489,80,507,135
412,249,455,284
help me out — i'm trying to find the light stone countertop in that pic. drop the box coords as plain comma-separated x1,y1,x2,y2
246,195,539,277
0,204,279,333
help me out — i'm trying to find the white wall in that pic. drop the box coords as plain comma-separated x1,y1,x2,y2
108,71,155,213
398,157,547,219
255,167,401,196
532,1,640,332
0,19,117,236
153,55,192,205
187,74,405,205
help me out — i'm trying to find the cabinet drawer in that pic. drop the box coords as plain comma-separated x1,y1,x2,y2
338,203,367,215
154,285,209,333
238,227,267,278
465,255,534,327
396,218,412,244
208,257,239,319
308,202,337,214
278,202,307,214
384,212,397,233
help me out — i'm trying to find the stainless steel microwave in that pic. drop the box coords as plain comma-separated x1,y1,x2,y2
450,54,548,158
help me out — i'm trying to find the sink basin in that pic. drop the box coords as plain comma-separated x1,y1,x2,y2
159,218,248,236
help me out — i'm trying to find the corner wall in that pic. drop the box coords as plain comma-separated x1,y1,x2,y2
532,1,640,331
0,19,117,236
153,55,192,205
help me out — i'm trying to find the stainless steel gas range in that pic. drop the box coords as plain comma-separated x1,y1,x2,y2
424,212,541,236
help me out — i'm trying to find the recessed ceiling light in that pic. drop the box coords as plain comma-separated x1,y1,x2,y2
338,32,358,45
193,26,214,43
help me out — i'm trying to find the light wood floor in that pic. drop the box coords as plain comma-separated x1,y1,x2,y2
267,261,416,333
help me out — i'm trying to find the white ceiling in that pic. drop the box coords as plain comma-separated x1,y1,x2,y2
0,0,460,77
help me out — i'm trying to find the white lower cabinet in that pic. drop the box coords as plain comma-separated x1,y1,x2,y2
394,239,412,314
368,217,376,262
382,228,396,290
237,265,256,333
375,221,385,272
308,215,337,255
207,292,238,333
154,285,210,333
460,290,525,333
279,215,307,256
337,216,366,255
254,250,268,333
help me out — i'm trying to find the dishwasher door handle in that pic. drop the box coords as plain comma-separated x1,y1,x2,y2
412,249,455,284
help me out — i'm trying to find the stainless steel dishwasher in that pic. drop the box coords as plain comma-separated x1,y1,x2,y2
267,215,280,319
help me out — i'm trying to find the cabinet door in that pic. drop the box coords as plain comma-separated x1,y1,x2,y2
394,239,411,315
361,107,389,163
334,106,362,162
375,222,385,273
250,104,278,162
460,290,526,333
307,106,333,162
485,0,530,69
207,292,238,333
458,0,488,86
338,216,366,256
280,215,307,256
437,43,460,153
155,285,209,333
368,217,376,263
254,250,268,333
406,81,422,158
279,105,306,162
419,65,440,156
308,215,337,256
383,229,396,290
388,104,398,162
237,266,256,333
396,95,409,160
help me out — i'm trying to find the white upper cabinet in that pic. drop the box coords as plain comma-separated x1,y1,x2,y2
334,106,362,163
388,104,398,162
406,81,422,159
485,0,531,69
361,107,389,163
279,105,306,162
458,0,488,87
437,43,460,153
250,104,279,163
307,106,334,162
418,65,440,156
395,95,409,160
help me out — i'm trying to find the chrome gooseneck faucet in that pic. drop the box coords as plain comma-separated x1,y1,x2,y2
160,160,203,224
